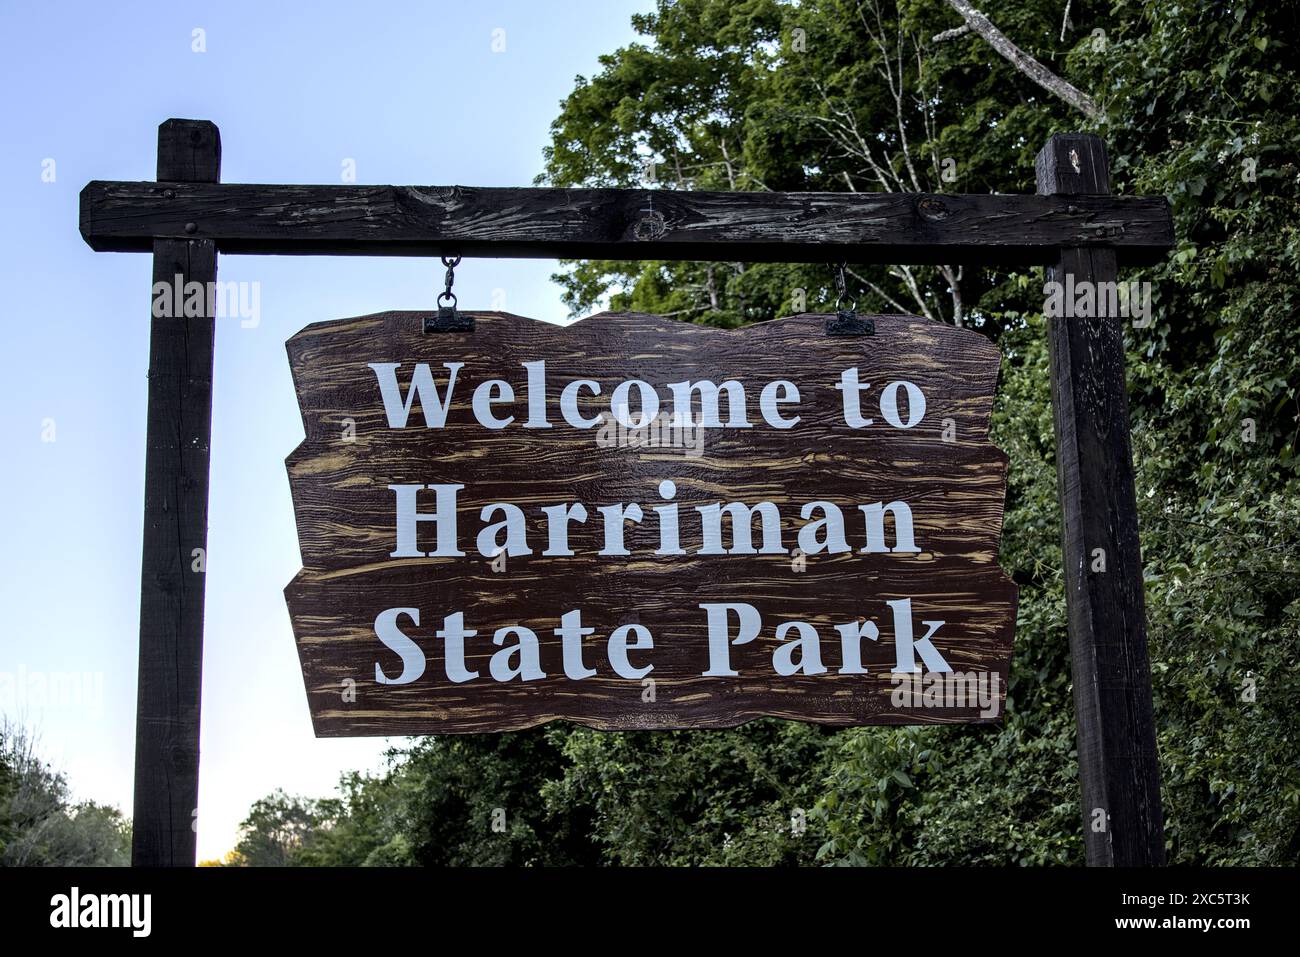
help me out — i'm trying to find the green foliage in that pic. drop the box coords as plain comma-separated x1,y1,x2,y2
541,721,832,865
0,723,131,867
230,773,424,866
0,738,12,860
232,724,833,867
232,0,1299,866
230,790,324,866
230,732,598,866
1100,0,1300,865
387,730,596,866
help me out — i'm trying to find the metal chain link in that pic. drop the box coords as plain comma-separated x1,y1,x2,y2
834,262,856,313
439,254,461,308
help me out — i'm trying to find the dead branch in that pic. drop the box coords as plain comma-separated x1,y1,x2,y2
942,0,1101,120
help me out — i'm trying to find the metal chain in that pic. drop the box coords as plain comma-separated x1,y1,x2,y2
439,254,461,308
833,262,856,313
424,254,474,333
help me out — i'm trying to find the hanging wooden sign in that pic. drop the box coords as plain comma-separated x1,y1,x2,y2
284,310,1017,734
86,122,1169,865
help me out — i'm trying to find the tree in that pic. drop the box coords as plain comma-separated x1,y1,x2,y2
231,0,1299,866
543,0,1300,865
0,722,131,867
230,790,325,866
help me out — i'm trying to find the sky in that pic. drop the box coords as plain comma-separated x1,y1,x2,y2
0,0,651,861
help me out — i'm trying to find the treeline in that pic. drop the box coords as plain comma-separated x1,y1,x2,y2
226,0,1299,866
220,725,828,866
0,722,130,866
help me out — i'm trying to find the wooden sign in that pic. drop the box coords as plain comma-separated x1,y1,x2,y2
88,122,1168,865
284,311,1016,734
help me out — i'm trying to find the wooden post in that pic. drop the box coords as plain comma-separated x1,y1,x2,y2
131,119,221,866
1035,133,1165,865
81,119,1171,866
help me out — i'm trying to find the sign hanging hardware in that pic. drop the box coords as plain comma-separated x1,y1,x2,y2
826,261,874,336
424,254,475,333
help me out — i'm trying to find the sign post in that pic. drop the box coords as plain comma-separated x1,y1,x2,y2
131,119,220,867
1036,134,1165,866
80,121,1173,865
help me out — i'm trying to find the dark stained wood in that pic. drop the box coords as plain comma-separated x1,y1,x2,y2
80,180,1173,266
82,118,1177,866
284,311,1018,733
132,119,220,867
1036,134,1165,866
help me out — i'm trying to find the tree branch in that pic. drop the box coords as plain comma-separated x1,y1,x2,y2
932,24,970,43
942,0,1101,120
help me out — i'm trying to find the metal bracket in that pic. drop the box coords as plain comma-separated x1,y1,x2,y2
423,305,475,333
424,254,473,332
826,309,874,336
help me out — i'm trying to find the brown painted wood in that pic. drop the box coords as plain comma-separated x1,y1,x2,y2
284,311,1017,734
1036,134,1165,866
80,180,1173,266
132,119,220,867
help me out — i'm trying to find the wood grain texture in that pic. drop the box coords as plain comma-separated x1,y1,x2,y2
1037,133,1165,866
80,180,1173,266
285,311,1017,734
133,119,220,867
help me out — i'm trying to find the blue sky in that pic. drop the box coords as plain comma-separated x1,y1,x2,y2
0,0,650,861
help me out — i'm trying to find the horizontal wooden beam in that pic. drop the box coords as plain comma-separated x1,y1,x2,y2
80,180,1173,266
